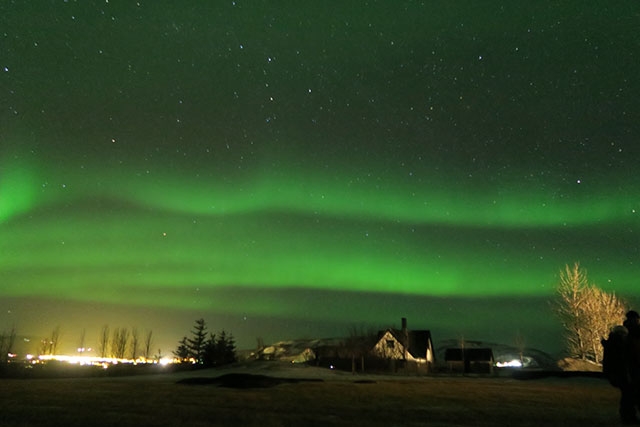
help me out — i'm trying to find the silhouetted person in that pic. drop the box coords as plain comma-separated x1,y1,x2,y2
603,324,634,423
624,310,640,424
602,311,640,424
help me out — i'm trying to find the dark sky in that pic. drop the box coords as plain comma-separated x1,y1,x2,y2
1,1,639,356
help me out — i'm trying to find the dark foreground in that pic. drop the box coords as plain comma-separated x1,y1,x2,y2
0,367,622,426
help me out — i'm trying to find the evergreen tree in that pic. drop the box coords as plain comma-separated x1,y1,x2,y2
215,331,228,364
202,333,217,366
221,331,237,365
186,318,208,363
173,336,190,361
175,319,237,366
201,331,237,366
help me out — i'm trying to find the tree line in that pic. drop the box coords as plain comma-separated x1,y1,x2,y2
173,318,237,367
1,318,238,366
36,325,157,360
1,324,157,361
96,326,156,360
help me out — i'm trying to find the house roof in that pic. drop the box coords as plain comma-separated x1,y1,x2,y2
379,329,432,359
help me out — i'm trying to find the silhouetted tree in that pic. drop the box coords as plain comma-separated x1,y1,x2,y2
143,329,154,360
98,325,110,358
78,328,86,353
111,327,130,359
224,332,237,364
0,325,17,362
38,338,51,356
174,336,190,361
50,326,61,355
201,331,237,366
186,318,208,363
175,320,237,366
343,325,378,373
202,333,217,366
130,327,140,360
215,330,237,365
38,326,61,356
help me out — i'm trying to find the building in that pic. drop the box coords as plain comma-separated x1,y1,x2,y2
371,318,434,372
444,347,495,374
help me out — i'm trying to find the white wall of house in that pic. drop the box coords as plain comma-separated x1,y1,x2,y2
372,331,431,364
372,331,405,359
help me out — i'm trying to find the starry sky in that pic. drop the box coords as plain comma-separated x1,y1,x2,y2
1,1,639,356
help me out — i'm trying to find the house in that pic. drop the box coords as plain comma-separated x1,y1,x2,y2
371,318,435,371
444,347,495,374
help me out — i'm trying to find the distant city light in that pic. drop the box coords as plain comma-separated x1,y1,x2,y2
35,354,182,367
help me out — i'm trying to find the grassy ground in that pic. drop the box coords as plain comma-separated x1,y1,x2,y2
0,370,622,426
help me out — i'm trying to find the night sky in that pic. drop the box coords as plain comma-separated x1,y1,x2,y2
2,1,639,356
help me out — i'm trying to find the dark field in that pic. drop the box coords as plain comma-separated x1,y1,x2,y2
0,367,622,427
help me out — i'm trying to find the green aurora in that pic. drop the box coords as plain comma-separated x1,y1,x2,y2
2,149,638,297
1,1,639,353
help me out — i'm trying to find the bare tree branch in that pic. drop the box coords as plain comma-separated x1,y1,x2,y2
553,262,626,362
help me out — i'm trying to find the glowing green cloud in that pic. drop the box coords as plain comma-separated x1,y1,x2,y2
1,142,637,315
6,147,635,230
100,177,637,229
2,192,638,314
0,155,40,224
